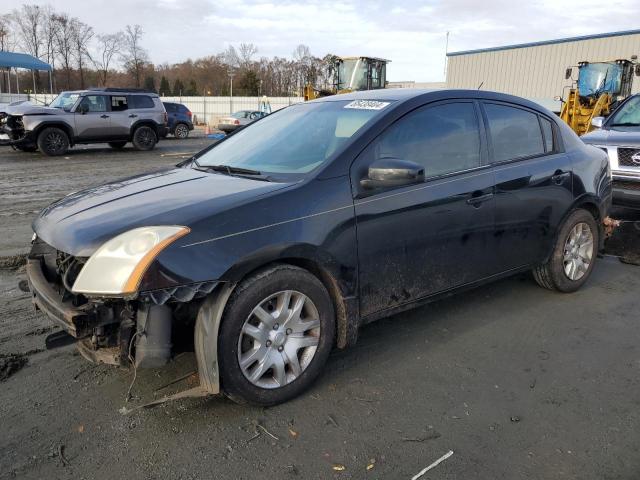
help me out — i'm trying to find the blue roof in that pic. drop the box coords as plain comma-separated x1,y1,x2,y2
0,51,52,71
447,29,640,57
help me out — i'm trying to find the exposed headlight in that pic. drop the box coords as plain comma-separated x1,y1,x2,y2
72,226,190,296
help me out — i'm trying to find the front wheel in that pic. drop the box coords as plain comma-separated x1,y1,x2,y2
218,264,335,406
131,126,157,151
533,209,599,292
37,127,69,156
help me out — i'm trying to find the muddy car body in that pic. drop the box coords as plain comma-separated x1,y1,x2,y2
27,89,611,405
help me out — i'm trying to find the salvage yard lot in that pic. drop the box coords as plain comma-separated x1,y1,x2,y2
1,141,639,479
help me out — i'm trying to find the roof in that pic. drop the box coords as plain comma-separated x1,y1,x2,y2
0,51,52,71
447,29,640,57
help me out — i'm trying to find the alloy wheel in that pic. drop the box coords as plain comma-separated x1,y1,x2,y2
175,124,188,139
237,290,321,389
562,222,594,281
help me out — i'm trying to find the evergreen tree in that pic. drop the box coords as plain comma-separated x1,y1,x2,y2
172,79,185,96
143,75,156,92
159,76,170,96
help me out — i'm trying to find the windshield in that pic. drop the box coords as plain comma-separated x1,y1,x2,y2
578,63,623,96
195,100,391,175
49,92,80,111
337,59,368,91
609,96,640,127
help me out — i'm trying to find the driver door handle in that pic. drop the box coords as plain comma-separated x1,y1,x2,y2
466,192,494,207
551,170,571,185
100,114,109,119
129,114,138,118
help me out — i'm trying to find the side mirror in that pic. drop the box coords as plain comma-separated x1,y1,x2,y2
360,158,425,190
565,68,573,80
635,64,640,77
591,116,604,129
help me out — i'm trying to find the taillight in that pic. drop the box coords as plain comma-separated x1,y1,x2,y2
234,119,240,125
186,110,192,118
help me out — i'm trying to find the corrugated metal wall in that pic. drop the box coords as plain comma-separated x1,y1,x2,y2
446,33,640,106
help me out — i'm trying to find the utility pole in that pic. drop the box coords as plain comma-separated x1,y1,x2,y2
228,69,235,115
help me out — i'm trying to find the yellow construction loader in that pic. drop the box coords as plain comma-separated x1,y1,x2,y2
559,58,640,135
303,56,390,101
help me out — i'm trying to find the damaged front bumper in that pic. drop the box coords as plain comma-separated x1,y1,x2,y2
0,114,35,147
26,237,227,401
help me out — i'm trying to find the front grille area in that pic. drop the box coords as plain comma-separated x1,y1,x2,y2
613,180,640,191
30,238,87,305
618,148,640,168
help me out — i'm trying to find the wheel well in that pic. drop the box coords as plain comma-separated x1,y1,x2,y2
132,121,160,137
35,123,74,145
230,258,353,349
576,201,601,222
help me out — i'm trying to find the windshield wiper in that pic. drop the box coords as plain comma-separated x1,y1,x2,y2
199,164,262,175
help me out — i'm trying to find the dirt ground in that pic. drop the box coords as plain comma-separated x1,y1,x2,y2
1,140,639,479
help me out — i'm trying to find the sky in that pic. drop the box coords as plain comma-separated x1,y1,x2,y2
4,0,640,81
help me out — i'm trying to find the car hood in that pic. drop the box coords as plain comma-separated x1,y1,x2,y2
33,167,293,256
5,101,65,116
582,128,640,147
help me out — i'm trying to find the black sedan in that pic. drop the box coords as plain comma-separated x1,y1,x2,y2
27,89,611,406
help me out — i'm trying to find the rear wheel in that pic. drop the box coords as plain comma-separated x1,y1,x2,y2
37,127,69,156
218,264,335,406
533,209,598,292
174,123,189,139
108,141,127,149
131,126,157,151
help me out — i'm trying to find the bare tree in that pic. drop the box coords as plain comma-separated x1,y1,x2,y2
121,24,148,87
12,5,44,58
94,32,123,86
73,21,93,89
238,43,258,69
223,45,239,68
41,7,58,90
0,14,15,52
52,14,76,89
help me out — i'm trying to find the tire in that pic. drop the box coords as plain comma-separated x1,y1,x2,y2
36,127,69,156
108,141,127,149
131,125,157,151
533,208,599,293
218,264,335,406
174,123,189,139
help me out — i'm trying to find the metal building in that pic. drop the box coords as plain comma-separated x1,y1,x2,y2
446,29,640,111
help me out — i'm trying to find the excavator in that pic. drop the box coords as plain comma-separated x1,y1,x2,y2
559,57,640,135
303,56,390,101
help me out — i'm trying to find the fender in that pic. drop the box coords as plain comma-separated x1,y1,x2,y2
32,121,76,146
131,119,163,137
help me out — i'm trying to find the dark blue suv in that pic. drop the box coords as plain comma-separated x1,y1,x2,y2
162,102,194,139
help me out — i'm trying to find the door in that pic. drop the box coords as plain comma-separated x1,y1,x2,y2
352,101,497,318
481,102,574,270
109,95,133,138
73,95,111,139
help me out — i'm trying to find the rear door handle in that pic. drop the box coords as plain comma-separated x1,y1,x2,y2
551,170,571,184
466,192,494,207
129,114,138,118
100,114,109,119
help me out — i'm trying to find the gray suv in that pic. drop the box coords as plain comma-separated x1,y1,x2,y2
0,88,169,156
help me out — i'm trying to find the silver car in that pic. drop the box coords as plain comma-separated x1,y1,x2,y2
0,88,169,156
217,110,266,133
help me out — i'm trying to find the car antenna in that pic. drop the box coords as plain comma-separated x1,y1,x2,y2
477,81,484,90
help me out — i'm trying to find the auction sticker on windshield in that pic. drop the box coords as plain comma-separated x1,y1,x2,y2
344,100,390,110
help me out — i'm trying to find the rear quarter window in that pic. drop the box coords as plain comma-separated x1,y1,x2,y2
484,103,545,162
129,95,156,109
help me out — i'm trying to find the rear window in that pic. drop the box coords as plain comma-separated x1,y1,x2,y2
164,103,177,113
129,95,155,109
484,103,545,162
111,96,128,112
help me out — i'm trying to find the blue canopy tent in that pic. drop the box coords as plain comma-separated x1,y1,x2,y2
0,51,53,96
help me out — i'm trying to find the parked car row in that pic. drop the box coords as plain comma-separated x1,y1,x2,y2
0,88,195,156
